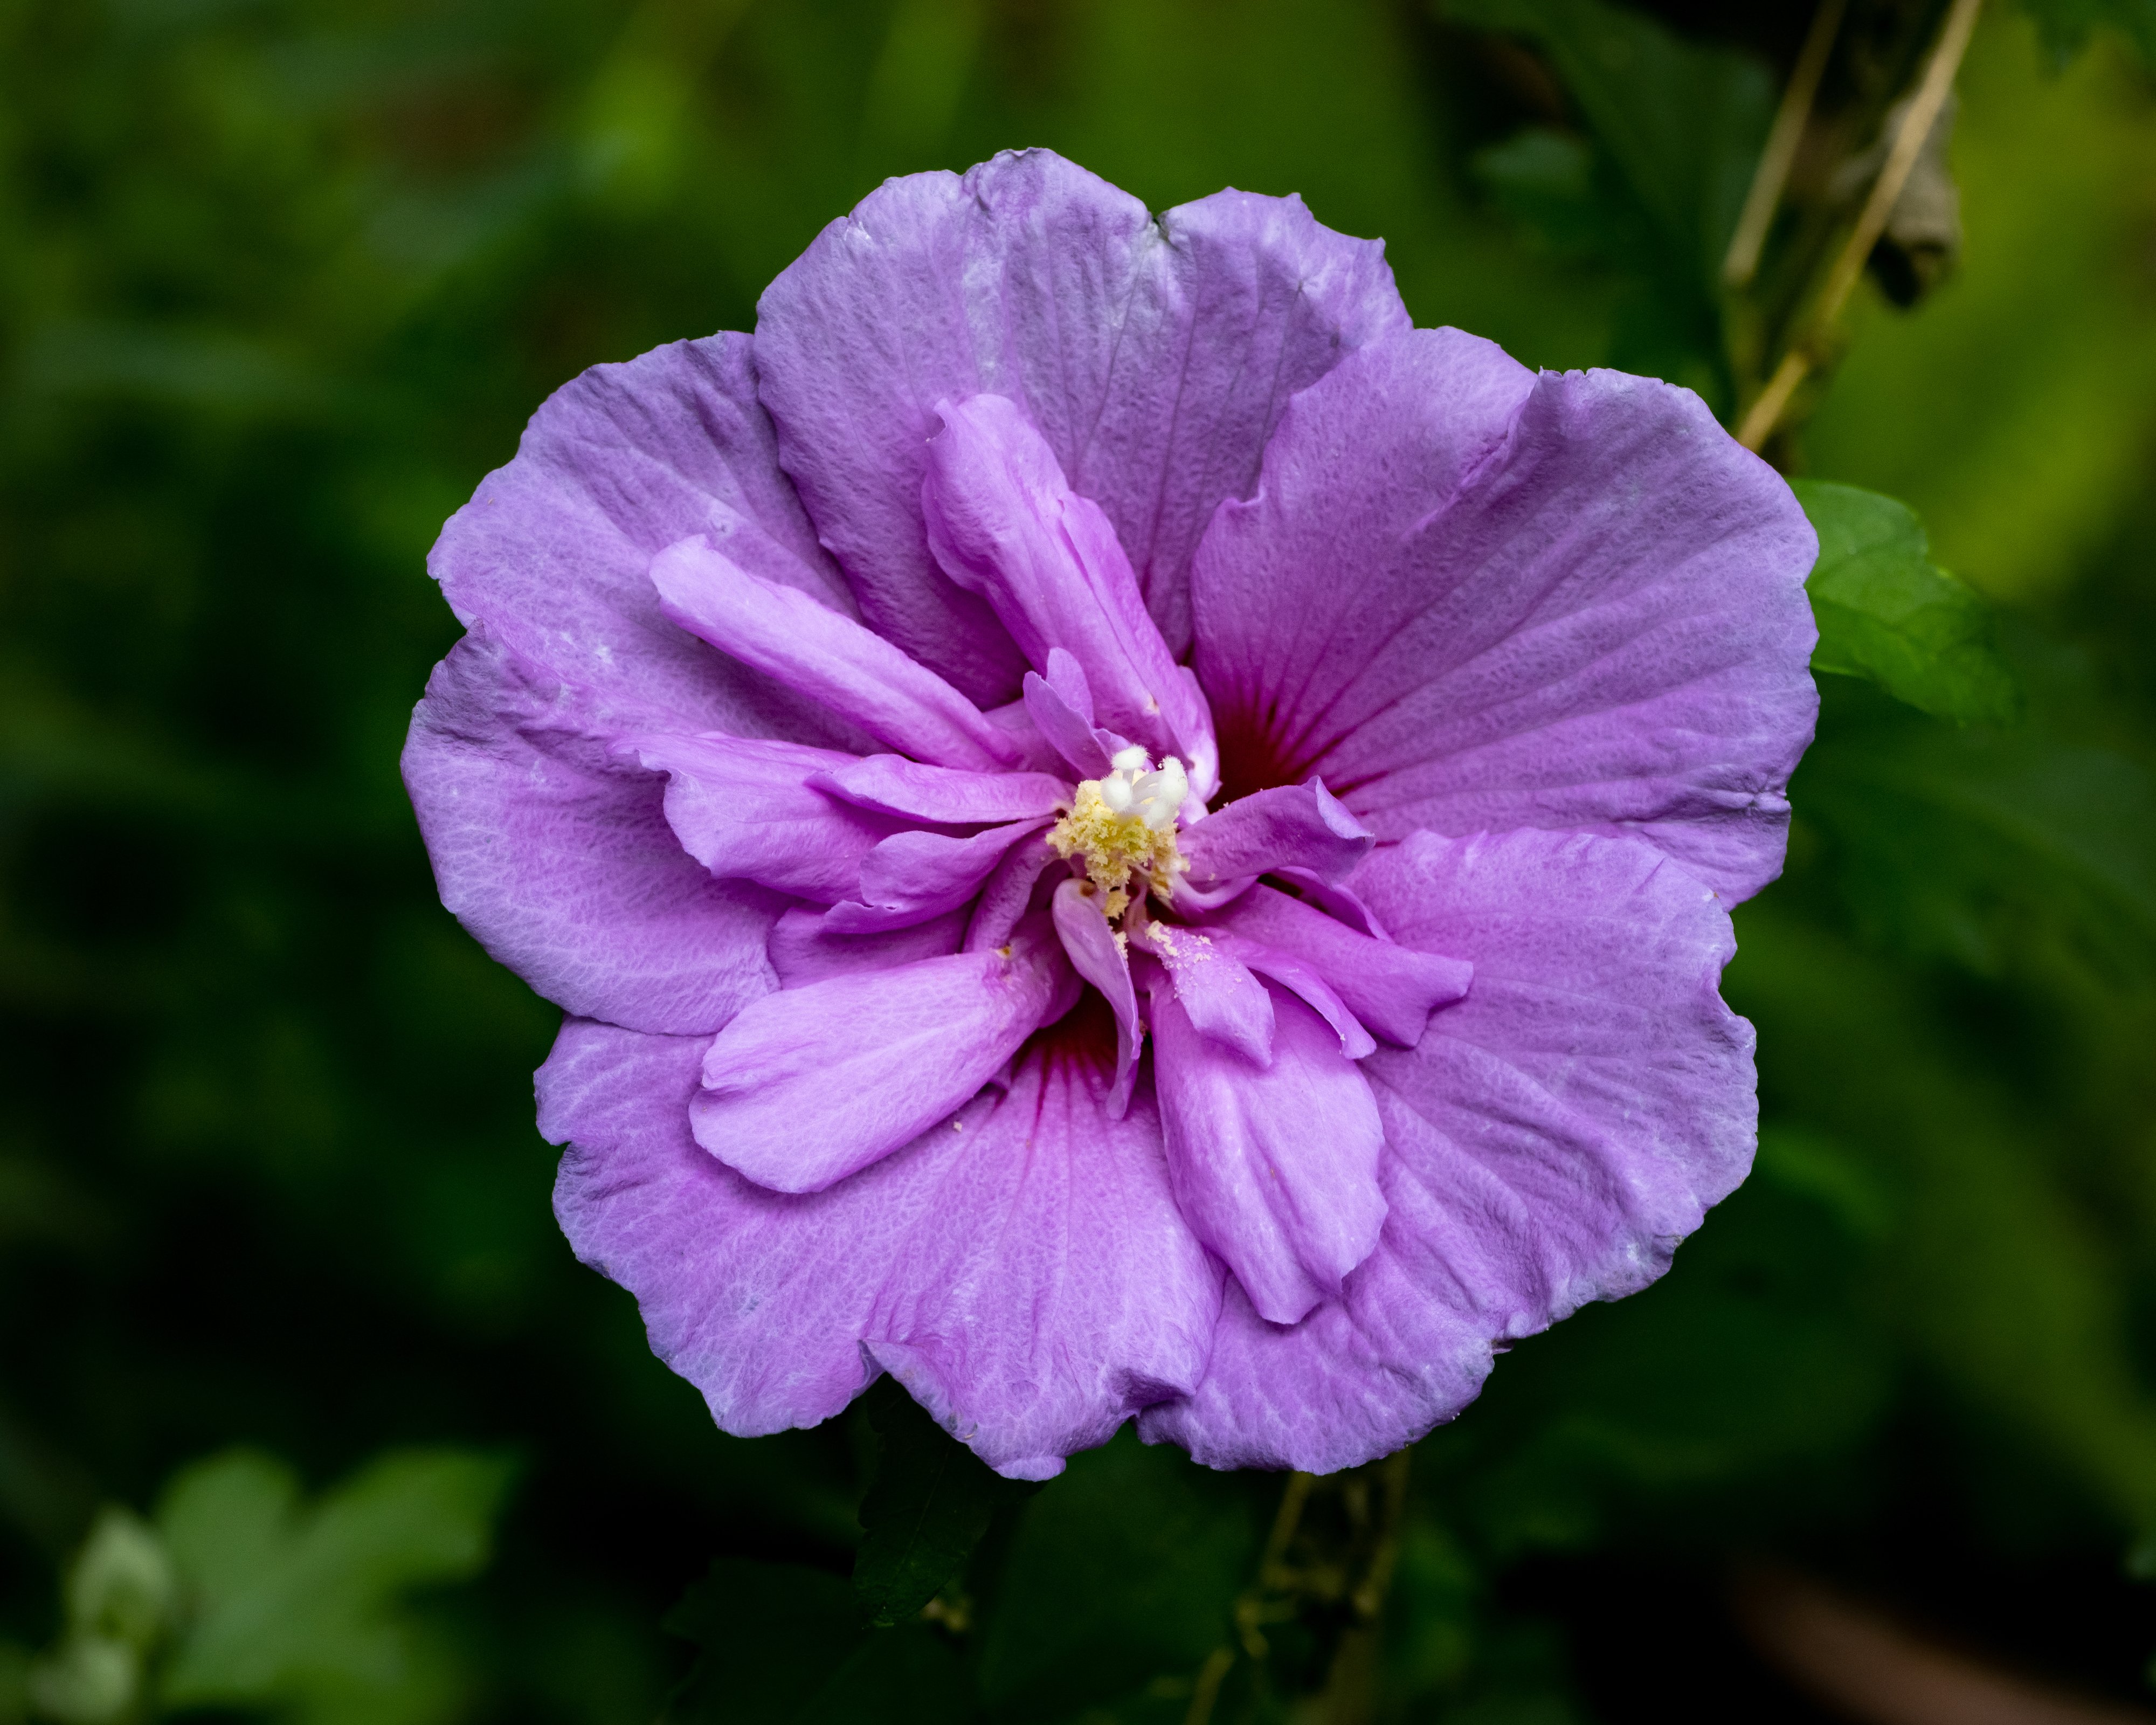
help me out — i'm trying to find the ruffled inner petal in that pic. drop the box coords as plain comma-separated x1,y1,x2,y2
766,904,967,989
1193,926,1376,1060
1203,883,1470,1047
922,394,1214,788
810,753,1069,825
691,918,1074,1193
1133,916,1275,1070
627,733,899,903
825,818,1055,934
1049,880,1143,1117
1150,977,1387,1326
1177,778,1374,903
652,534,1020,772
965,833,1065,954
1021,668,1117,779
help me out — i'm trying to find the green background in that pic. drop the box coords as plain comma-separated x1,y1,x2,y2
2,0,2153,1719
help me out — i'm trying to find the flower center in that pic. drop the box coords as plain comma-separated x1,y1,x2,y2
1048,746,1189,921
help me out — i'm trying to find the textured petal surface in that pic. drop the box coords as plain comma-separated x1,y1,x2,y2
692,923,1070,1193
1195,926,1374,1060
628,733,898,903
965,834,1065,953
811,754,1069,825
1203,885,1470,1046
765,905,968,989
403,631,779,1034
1151,980,1386,1327
1138,920,1275,1069
1021,669,1116,779
754,150,1411,693
922,394,1211,769
653,535,1018,771
1179,779,1374,895
545,1014,1221,1477
1193,329,1819,903
826,818,1054,934
430,334,852,730
1141,827,1757,1471
1051,881,1143,1115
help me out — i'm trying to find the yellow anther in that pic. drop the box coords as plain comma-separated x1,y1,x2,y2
1048,753,1190,923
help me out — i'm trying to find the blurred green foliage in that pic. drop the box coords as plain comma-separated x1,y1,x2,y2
1,0,2153,1721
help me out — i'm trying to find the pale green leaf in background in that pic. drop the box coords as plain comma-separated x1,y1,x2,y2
155,1448,512,1725
1793,478,2019,724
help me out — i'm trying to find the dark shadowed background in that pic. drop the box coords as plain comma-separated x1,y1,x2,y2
3,1,2154,1721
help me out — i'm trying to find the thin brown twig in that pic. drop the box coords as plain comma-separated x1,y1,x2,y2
1724,0,1848,289
1736,0,1984,451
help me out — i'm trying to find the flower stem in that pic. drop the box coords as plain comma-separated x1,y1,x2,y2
1724,0,1849,291
1736,0,1984,451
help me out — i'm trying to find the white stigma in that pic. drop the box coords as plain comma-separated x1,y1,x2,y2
1097,746,1187,832
1045,747,1192,923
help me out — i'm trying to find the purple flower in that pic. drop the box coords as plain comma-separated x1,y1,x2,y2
403,151,1817,1478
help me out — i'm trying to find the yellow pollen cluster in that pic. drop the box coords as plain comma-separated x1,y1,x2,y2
1047,749,1190,923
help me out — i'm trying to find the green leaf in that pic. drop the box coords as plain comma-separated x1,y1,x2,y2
155,1447,513,1725
977,1428,1259,1718
1438,0,1773,282
1793,480,2020,724
660,1560,967,1725
853,1375,1029,1627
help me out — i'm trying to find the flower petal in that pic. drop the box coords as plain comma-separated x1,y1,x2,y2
1049,880,1143,1116
766,904,968,989
922,394,1213,779
652,534,1019,772
1135,919,1275,1070
825,819,1055,934
1139,826,1755,1472
1191,927,1375,1060
626,733,899,903
403,631,778,1034
1150,978,1387,1327
810,754,1069,825
1021,668,1116,779
691,920,1075,1193
1193,329,1819,903
544,1012,1221,1476
1203,883,1470,1047
752,150,1409,691
965,833,1066,954
429,334,855,730
1179,778,1374,899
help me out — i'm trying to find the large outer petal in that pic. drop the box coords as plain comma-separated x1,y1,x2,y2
544,1013,1222,1480
403,631,780,1034
1139,827,1756,1472
1192,329,1819,903
409,336,861,1029
752,149,1410,692
429,333,854,732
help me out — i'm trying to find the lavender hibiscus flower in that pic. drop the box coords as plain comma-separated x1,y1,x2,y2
403,151,1817,1478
